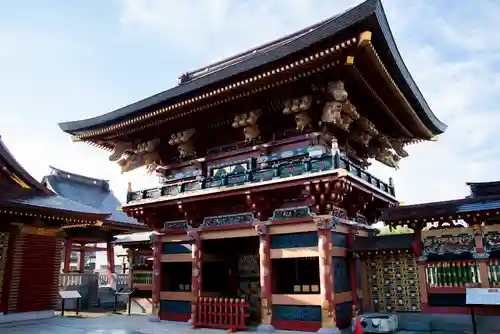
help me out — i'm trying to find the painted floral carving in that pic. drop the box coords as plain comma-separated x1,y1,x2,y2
484,232,500,252
423,234,475,255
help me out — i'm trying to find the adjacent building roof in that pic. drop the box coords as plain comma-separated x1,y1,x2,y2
350,234,414,252
58,0,446,136
379,181,500,223
42,166,146,229
113,231,156,245
0,136,109,221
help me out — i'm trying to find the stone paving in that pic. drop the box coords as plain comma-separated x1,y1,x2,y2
0,315,319,334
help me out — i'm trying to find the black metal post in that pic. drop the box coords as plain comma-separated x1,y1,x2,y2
471,306,478,334
128,294,132,315
76,298,80,316
61,299,65,316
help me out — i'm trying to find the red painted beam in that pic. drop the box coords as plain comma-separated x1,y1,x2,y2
70,246,108,252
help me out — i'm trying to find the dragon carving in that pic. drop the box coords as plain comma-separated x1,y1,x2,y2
232,110,261,142
320,80,360,131
282,95,313,131
112,138,162,173
168,128,196,159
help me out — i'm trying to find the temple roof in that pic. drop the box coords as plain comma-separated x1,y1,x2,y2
42,166,146,229
379,180,500,224
113,231,155,245
58,0,446,136
0,136,109,221
350,234,414,252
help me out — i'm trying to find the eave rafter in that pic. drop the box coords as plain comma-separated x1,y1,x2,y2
73,36,361,141
355,31,433,138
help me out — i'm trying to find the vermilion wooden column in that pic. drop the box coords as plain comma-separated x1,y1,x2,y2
106,242,115,286
255,223,274,331
151,234,162,319
315,216,339,333
347,229,359,310
79,248,85,273
187,230,202,327
473,225,490,288
63,239,72,273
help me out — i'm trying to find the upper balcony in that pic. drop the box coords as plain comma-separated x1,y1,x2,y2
126,150,395,205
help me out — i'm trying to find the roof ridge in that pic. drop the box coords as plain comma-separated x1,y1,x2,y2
181,3,358,83
48,166,110,185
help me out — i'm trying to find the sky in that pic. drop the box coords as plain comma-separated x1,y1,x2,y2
1,0,500,207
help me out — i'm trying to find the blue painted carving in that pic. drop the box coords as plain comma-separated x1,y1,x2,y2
333,256,351,293
184,181,202,192
162,243,192,254
257,147,309,164
203,177,225,188
335,302,353,327
332,232,347,248
332,206,348,220
127,151,396,203
163,220,189,230
271,206,313,220
278,163,308,178
272,305,321,322
309,157,332,172
144,188,162,199
250,168,276,182
271,232,318,249
226,173,249,186
159,300,191,314
161,184,181,196
200,212,255,228
161,169,202,183
208,158,254,177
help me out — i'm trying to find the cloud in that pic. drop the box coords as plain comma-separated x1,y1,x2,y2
117,0,500,204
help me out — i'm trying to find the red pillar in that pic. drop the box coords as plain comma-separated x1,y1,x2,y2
63,239,72,273
315,216,338,332
106,242,115,286
347,229,359,310
79,245,86,273
187,230,202,327
152,234,162,319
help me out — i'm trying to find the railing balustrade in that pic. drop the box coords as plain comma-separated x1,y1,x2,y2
426,261,480,287
488,260,500,287
196,297,248,330
133,271,153,285
128,154,395,203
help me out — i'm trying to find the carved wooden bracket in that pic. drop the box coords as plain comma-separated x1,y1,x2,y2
168,128,196,160
232,110,261,142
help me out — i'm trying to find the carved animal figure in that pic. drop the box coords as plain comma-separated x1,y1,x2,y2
376,149,400,169
299,95,312,111
295,112,312,131
178,141,195,159
327,80,348,102
109,141,133,161
282,100,293,115
243,124,260,142
390,139,409,158
321,101,343,125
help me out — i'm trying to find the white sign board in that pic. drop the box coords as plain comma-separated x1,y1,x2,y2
466,288,500,305
59,290,81,299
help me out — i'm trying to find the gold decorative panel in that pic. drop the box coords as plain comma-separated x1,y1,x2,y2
367,252,420,312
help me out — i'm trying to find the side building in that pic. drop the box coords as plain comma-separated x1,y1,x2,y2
41,166,148,280
0,136,109,323
58,0,446,332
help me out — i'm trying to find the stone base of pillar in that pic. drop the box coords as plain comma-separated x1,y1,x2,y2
147,315,160,322
317,327,341,334
257,324,276,333
186,318,195,327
